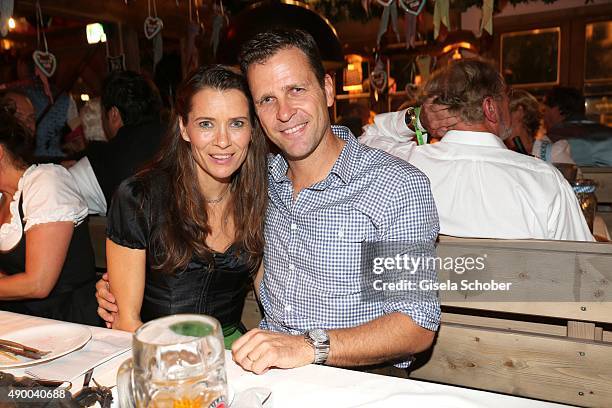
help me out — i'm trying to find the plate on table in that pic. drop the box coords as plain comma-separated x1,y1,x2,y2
0,323,92,369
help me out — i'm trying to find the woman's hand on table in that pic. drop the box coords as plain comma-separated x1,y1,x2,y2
95,273,118,328
231,329,313,375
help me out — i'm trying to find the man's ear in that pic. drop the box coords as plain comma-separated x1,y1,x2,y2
323,74,335,108
482,97,498,123
109,106,124,129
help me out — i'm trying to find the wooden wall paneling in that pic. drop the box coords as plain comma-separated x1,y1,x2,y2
492,3,612,90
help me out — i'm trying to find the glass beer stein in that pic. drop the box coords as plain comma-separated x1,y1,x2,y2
117,314,228,408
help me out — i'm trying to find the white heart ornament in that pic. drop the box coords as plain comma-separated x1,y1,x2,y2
32,50,57,77
144,16,163,40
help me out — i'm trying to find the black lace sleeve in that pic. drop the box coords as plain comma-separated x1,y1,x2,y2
106,177,150,249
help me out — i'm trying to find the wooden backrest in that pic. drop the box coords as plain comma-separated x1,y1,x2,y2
436,236,612,323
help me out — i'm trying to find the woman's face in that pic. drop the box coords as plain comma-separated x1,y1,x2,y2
180,88,252,186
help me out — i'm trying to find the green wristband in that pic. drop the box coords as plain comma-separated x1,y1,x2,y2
414,106,425,145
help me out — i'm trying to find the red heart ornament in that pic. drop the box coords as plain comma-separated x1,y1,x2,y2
144,16,163,40
32,50,57,77
399,0,426,15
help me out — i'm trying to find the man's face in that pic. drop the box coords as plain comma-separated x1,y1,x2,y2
246,47,335,161
8,93,36,135
542,102,563,131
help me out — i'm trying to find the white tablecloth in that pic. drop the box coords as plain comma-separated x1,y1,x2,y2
0,311,572,407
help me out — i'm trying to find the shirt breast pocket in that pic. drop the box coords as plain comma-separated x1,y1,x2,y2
303,212,372,295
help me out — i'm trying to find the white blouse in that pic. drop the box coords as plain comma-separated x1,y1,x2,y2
0,164,88,251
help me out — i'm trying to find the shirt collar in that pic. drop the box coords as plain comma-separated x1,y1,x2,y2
268,125,359,185
441,130,507,149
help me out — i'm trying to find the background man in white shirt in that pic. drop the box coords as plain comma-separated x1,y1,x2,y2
361,59,593,241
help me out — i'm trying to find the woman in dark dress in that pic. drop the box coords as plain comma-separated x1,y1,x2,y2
103,66,267,347
0,110,98,325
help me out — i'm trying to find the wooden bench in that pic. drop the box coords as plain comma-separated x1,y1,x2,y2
410,236,612,407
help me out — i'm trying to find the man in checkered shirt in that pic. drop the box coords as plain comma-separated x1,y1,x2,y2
231,28,440,376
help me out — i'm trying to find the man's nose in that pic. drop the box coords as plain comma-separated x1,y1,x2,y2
277,98,296,122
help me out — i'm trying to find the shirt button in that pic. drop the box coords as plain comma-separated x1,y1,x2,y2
288,263,295,271
290,223,297,230
285,305,292,312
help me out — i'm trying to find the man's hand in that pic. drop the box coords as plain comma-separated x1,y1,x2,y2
231,329,314,374
420,97,460,139
95,273,118,328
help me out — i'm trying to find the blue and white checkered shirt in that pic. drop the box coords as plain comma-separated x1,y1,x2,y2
259,126,440,367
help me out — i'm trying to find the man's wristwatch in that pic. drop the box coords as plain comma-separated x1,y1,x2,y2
404,106,428,145
404,106,418,132
304,329,330,365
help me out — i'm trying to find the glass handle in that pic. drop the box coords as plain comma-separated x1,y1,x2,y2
116,357,135,408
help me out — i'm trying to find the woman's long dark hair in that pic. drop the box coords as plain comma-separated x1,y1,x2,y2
0,107,35,168
141,65,267,274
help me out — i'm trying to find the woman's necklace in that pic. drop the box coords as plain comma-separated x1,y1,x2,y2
205,185,230,204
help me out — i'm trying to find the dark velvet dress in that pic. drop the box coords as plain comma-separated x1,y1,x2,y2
106,172,256,335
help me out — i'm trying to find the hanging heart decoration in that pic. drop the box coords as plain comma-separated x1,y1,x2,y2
144,16,163,39
370,69,388,94
32,50,56,77
399,0,426,16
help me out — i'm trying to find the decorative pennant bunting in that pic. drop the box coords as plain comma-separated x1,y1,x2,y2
361,0,369,15
210,1,227,57
376,0,400,45
404,12,417,48
0,0,14,37
433,0,449,40
480,0,494,36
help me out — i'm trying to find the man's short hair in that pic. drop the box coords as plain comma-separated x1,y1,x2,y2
544,87,585,117
101,71,161,126
238,28,326,87
421,59,506,124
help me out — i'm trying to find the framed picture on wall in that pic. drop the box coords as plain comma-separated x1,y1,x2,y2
500,27,560,87
585,20,612,83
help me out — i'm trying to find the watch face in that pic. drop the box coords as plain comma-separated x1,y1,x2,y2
310,329,327,342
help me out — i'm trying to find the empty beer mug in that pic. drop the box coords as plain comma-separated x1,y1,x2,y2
117,314,228,408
